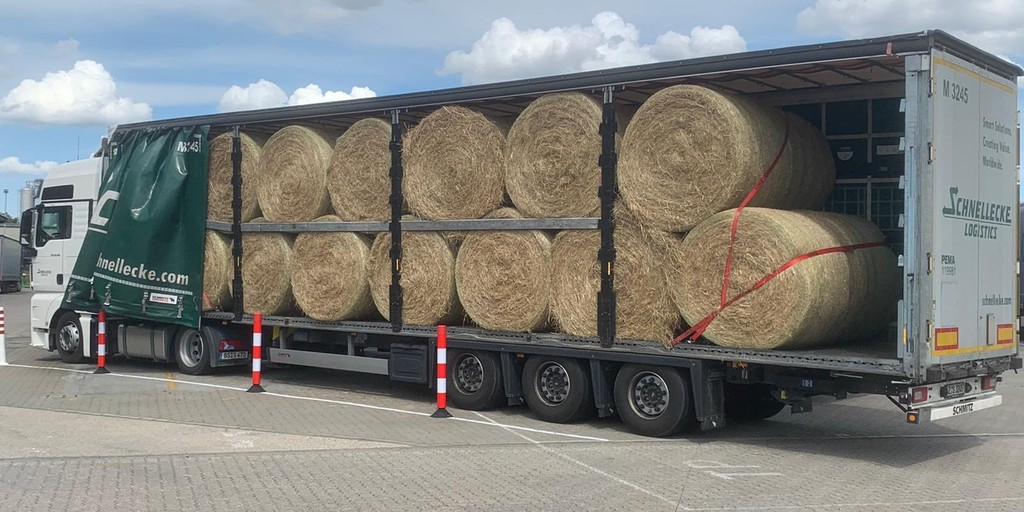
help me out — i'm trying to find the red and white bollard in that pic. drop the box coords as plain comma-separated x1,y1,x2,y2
94,310,109,374
247,312,265,393
0,306,8,366
431,324,452,418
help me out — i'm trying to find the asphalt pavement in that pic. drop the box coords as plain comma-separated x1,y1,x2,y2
1,290,1022,511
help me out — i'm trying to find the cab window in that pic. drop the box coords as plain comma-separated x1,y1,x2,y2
36,205,72,246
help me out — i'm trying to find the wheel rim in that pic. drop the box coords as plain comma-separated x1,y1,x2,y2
177,330,204,368
58,322,80,353
630,371,670,419
454,354,485,394
536,362,571,405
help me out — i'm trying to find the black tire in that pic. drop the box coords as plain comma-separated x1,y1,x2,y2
614,364,696,437
724,383,785,421
522,356,593,423
54,312,89,364
175,328,213,375
447,350,505,410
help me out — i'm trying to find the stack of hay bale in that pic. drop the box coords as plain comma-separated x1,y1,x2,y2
200,84,899,351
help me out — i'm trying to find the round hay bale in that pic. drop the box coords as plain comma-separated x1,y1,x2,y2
202,230,233,311
550,213,680,342
505,93,603,218
368,228,462,325
238,218,295,315
455,208,551,331
327,118,393,221
668,208,899,349
618,85,836,232
291,215,374,321
257,125,335,222
404,106,506,220
208,132,266,222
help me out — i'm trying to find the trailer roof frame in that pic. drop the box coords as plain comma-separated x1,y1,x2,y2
111,30,1021,137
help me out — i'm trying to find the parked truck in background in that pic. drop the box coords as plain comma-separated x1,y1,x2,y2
0,235,22,293
19,30,1022,437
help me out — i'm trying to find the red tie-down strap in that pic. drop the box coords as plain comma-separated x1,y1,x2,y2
719,117,791,308
672,241,886,346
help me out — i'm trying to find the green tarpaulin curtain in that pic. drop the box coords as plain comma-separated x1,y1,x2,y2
65,126,210,328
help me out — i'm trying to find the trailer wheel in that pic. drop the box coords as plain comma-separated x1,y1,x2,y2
54,312,88,364
447,350,504,410
522,356,593,423
175,328,213,375
724,383,785,421
614,364,696,437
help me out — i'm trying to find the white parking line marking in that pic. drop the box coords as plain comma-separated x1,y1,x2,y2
472,412,677,508
706,471,785,481
4,363,608,442
684,460,761,469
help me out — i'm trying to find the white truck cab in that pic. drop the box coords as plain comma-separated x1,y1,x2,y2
21,157,104,358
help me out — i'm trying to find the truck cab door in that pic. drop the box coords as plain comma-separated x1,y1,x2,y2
32,204,73,292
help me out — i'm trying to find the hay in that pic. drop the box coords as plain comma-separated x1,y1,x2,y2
202,230,233,311
327,118,394,221
404,106,506,220
368,227,462,325
668,208,900,349
618,85,836,232
291,215,375,321
505,93,604,218
208,132,266,222
455,208,552,331
257,125,335,222
239,218,295,315
550,210,681,341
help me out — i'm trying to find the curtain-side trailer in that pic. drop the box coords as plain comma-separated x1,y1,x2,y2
23,30,1021,437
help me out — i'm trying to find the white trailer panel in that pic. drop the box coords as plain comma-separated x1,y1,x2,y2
928,49,1018,366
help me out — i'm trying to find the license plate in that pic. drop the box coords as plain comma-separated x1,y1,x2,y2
942,382,967,398
220,351,249,361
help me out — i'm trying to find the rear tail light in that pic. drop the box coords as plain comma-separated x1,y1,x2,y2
981,375,997,391
911,386,929,404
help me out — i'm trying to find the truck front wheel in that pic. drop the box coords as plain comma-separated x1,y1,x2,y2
54,312,88,364
522,356,593,423
175,328,213,375
447,350,504,410
614,364,696,437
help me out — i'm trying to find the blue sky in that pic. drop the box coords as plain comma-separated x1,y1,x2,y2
1,0,1022,216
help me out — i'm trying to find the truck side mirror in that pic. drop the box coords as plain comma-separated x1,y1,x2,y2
19,208,33,246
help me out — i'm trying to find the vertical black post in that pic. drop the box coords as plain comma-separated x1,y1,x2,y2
597,87,618,348
389,111,404,333
230,126,244,321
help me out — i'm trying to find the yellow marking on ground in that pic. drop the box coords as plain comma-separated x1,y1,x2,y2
165,372,177,391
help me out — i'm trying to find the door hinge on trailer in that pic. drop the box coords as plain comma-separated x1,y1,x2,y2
927,253,934,275
927,143,935,164
926,320,933,345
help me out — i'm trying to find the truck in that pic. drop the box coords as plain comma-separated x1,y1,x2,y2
0,235,22,293
19,29,1022,437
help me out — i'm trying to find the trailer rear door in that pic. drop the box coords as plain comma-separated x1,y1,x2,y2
928,48,1018,367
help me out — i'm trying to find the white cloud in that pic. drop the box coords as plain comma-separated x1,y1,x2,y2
219,80,378,112
0,60,152,125
798,0,1024,56
440,12,747,84
219,80,289,112
288,84,377,105
0,156,58,175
